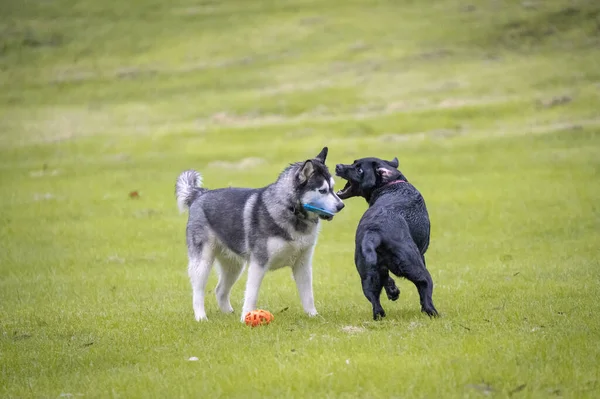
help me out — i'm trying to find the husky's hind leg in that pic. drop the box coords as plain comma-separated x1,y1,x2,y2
188,244,215,321
215,256,244,314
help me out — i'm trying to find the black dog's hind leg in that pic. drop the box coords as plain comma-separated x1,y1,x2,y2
383,270,400,301
358,232,386,320
360,273,386,320
413,269,438,317
394,245,438,317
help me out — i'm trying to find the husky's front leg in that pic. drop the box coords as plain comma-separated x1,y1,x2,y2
292,248,318,317
240,259,268,322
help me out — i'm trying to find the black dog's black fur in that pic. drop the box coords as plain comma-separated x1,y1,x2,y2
335,157,438,320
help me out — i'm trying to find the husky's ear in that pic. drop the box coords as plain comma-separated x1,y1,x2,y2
386,157,399,168
297,160,315,185
315,147,328,163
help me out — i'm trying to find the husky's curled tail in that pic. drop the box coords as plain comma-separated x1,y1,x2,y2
175,170,205,213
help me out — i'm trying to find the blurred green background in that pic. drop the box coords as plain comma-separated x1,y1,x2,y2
1,0,599,397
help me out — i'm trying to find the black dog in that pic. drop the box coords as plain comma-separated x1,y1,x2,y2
335,157,438,320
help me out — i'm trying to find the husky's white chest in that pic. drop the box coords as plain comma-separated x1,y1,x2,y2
266,232,317,270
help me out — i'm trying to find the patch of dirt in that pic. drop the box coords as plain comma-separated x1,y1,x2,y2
380,128,462,142
341,325,366,334
18,108,114,145
116,67,158,80
407,321,422,330
285,128,315,138
467,382,495,395
299,16,326,26
260,79,333,95
30,169,60,178
33,193,55,201
488,5,600,50
134,209,161,218
348,41,370,52
536,95,572,108
171,6,217,16
105,153,131,163
19,32,63,49
209,112,288,127
214,56,255,69
107,255,125,264
416,49,454,60
380,132,425,142
203,97,506,129
208,157,266,170
460,4,477,13
51,69,96,83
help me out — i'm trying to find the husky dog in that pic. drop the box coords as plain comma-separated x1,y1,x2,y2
175,147,344,322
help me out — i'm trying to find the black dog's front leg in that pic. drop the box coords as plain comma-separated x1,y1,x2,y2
361,272,385,320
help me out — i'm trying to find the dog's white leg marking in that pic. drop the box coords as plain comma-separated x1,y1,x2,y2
215,258,244,314
188,246,215,321
292,248,318,317
241,259,268,322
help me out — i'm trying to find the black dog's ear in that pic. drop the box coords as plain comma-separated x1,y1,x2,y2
377,167,395,180
360,163,377,192
386,157,399,168
315,147,328,163
297,160,314,184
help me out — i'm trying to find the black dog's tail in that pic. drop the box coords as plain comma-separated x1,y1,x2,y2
175,170,205,213
361,231,382,267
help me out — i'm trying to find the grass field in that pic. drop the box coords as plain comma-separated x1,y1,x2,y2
1,0,600,397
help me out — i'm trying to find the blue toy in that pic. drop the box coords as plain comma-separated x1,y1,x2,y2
302,203,335,218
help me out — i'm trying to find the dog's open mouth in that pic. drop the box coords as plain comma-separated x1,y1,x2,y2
336,180,358,200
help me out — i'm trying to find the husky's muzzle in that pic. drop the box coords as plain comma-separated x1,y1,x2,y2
304,201,344,221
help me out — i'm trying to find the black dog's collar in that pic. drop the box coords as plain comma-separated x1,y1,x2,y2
385,179,406,187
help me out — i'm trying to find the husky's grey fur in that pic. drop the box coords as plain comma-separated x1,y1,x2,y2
175,147,344,321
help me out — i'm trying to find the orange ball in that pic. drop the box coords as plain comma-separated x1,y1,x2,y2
244,309,274,327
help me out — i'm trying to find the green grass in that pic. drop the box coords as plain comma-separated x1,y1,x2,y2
1,0,600,397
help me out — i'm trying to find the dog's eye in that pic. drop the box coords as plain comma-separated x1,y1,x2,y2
319,188,328,194
357,167,363,175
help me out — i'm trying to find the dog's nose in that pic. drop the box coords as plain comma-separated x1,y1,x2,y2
336,202,345,211
335,164,343,174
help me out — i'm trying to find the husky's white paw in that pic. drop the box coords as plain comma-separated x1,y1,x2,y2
306,309,318,317
219,304,234,314
216,291,234,314
240,309,253,323
194,311,208,322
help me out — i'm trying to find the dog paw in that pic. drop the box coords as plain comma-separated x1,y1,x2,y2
373,309,386,320
195,313,208,322
384,277,400,301
240,310,253,323
386,287,400,301
306,309,318,317
422,306,439,318
219,304,234,314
